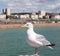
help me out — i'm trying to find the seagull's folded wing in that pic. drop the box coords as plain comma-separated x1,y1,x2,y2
36,34,51,46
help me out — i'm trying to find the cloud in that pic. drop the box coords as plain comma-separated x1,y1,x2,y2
48,3,60,9
56,3,60,6
8,3,13,7
47,5,56,9
9,0,42,12
0,0,60,13
7,3,14,9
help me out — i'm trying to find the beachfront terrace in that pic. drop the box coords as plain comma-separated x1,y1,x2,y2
0,18,60,24
0,8,60,24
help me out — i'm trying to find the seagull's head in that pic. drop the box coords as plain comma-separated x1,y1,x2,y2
24,22,33,29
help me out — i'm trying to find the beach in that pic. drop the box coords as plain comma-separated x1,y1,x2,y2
0,23,60,28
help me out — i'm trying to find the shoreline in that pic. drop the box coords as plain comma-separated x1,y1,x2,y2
0,23,60,28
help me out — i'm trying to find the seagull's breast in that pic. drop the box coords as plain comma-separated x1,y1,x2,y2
26,29,41,47
27,29,36,40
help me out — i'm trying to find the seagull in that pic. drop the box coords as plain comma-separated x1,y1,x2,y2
24,22,55,55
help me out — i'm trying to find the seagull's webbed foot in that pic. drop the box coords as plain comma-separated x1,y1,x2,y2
34,47,39,56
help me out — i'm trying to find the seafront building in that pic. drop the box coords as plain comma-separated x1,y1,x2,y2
0,8,60,24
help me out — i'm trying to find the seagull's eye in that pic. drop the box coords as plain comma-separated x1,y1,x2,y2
26,24,29,26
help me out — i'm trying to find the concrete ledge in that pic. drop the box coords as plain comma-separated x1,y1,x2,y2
18,55,39,56
18,54,39,56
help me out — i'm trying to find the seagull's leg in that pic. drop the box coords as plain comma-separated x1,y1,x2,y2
35,48,38,54
34,48,39,56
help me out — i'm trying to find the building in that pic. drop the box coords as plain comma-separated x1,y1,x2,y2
38,10,46,19
31,13,38,20
11,12,32,20
54,15,60,20
3,8,10,15
0,8,60,23
0,14,6,20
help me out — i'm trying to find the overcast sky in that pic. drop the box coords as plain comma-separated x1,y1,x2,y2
0,0,60,13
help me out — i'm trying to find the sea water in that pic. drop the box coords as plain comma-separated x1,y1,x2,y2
0,26,60,56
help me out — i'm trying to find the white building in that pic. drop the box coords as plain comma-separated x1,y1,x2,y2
20,14,29,19
0,14,6,20
31,13,38,20
40,10,46,16
3,8,10,15
38,10,46,18
46,15,50,19
6,8,10,15
54,15,60,20
38,15,43,18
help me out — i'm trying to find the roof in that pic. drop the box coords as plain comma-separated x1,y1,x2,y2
11,12,32,15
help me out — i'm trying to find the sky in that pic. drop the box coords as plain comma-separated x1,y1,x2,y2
0,0,60,13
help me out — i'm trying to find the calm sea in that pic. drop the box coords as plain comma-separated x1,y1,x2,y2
0,26,60,56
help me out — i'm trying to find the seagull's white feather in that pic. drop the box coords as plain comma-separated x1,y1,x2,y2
24,22,54,49
26,27,43,47
35,34,51,46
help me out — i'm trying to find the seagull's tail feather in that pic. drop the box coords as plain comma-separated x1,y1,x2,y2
50,43,55,46
47,43,55,46
46,43,55,49
48,46,53,49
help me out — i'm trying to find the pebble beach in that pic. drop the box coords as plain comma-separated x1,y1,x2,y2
0,23,60,28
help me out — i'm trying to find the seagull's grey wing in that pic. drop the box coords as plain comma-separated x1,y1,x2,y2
36,34,51,46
